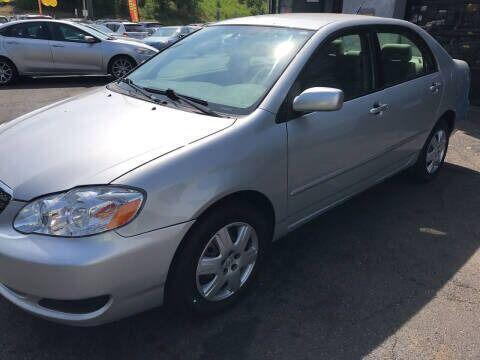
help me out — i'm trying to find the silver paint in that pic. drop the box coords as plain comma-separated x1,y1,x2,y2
0,19,158,77
0,14,470,325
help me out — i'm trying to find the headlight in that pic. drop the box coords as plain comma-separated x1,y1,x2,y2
14,186,144,237
135,48,156,56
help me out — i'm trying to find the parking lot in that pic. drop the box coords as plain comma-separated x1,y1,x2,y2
1,77,480,360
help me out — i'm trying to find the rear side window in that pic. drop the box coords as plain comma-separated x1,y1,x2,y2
1,22,50,40
105,23,120,32
296,33,373,101
376,30,436,87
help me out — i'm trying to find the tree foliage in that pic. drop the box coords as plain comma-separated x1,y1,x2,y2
15,0,267,22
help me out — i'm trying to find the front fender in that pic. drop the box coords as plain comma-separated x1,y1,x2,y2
113,109,287,237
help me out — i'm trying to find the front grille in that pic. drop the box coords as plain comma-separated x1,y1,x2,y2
0,188,11,215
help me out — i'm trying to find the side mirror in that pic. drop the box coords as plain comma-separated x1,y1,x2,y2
293,87,344,112
84,35,97,43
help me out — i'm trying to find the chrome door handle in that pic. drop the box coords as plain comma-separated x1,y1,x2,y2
370,103,389,115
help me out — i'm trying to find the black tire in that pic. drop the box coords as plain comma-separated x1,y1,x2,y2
0,58,18,86
410,118,450,182
166,201,271,315
108,56,136,79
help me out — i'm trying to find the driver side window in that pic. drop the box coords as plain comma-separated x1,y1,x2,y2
53,24,91,43
296,32,373,102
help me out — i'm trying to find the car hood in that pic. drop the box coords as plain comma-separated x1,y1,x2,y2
0,88,235,200
110,37,156,49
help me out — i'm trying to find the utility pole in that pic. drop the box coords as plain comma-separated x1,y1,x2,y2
38,0,43,14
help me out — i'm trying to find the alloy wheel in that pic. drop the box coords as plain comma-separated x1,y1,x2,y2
426,129,447,174
0,61,13,85
196,222,259,302
111,58,134,79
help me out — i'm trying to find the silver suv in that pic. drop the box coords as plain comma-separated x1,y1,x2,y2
0,20,158,85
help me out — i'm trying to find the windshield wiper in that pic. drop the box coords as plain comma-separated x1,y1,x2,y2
117,78,160,103
143,87,222,117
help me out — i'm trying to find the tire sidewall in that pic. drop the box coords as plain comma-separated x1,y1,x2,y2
168,202,270,315
0,58,17,86
109,56,135,79
414,119,449,181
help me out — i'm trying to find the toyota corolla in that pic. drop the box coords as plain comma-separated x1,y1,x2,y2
0,14,470,325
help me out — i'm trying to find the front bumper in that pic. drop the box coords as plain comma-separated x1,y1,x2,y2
0,200,193,326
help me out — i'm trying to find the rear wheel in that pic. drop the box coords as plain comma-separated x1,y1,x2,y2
0,58,17,86
109,56,135,79
166,201,271,315
410,119,449,182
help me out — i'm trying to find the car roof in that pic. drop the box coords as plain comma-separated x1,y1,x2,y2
214,13,407,31
3,19,82,25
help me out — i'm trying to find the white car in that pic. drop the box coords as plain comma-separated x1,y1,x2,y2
103,21,149,39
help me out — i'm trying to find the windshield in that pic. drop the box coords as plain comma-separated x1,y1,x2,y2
153,27,180,37
128,25,312,115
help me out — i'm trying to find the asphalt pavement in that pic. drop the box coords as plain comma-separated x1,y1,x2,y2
1,77,480,360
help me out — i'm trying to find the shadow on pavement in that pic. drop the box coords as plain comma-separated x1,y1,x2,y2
0,76,111,90
1,163,479,360
457,107,480,140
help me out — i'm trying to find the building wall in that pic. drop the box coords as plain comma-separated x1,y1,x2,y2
342,0,407,18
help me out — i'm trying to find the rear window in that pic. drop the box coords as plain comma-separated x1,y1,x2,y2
125,24,146,32
105,23,120,32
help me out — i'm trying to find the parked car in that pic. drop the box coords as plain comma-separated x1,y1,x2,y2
0,20,158,84
103,21,149,39
81,22,144,43
138,21,163,35
142,25,198,50
0,16,8,24
0,14,470,326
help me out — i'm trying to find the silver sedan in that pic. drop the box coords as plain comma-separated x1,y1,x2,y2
0,14,470,326
0,19,158,85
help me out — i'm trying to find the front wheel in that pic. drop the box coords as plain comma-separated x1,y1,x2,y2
410,119,449,182
166,201,271,315
109,56,136,79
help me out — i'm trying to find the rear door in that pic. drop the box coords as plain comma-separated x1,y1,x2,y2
1,21,53,74
371,26,443,163
48,22,104,74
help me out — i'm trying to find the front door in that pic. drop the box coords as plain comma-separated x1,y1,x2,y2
286,30,395,224
2,21,53,74
48,23,104,74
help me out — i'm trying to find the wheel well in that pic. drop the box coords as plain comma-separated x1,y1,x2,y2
107,54,137,72
440,110,456,134
202,191,276,231
0,56,17,73
163,190,276,305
